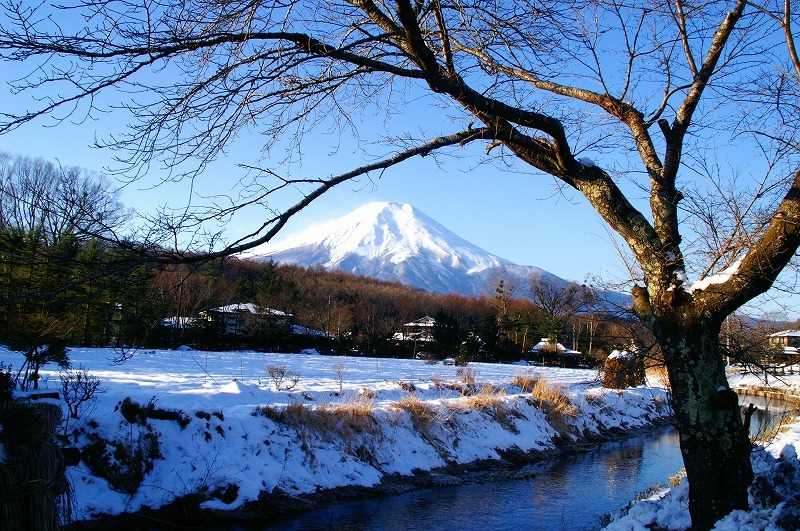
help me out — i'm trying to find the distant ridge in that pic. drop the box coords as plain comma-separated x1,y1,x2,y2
251,202,576,298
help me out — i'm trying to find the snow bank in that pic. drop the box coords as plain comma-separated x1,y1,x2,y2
1,347,669,522
604,437,800,531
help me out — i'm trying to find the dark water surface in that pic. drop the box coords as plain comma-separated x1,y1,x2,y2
249,427,683,531
217,398,793,531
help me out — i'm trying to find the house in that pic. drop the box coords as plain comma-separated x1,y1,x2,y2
392,316,437,343
768,330,800,355
528,337,582,356
200,303,293,336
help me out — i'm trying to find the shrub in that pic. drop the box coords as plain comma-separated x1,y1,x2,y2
332,359,346,393
81,426,162,494
266,365,300,391
603,352,645,389
59,365,104,419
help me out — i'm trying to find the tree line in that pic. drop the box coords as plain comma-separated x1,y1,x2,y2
0,151,633,365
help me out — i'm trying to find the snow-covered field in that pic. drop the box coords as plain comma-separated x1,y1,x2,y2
2,346,669,523
2,346,799,530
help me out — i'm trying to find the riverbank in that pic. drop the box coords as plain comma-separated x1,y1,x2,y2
0,347,670,526
70,423,678,530
606,368,800,531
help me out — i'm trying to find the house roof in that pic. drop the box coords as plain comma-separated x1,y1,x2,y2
769,330,800,338
529,338,581,355
205,303,290,317
404,316,436,328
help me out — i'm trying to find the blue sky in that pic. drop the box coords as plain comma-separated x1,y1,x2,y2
0,68,633,288
0,17,797,320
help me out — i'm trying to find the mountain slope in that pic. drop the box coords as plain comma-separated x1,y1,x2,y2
252,202,571,297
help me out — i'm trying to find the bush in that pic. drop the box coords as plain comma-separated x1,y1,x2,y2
59,365,104,419
81,426,162,494
603,352,645,389
266,365,300,391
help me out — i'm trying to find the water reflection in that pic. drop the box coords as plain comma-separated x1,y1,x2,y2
740,395,797,439
251,428,683,531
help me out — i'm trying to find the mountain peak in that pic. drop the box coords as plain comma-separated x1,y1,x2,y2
253,202,561,296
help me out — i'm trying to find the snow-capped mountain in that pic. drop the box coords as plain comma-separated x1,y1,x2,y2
251,202,572,297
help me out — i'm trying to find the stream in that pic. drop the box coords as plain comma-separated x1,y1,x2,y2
226,396,795,531
248,427,683,531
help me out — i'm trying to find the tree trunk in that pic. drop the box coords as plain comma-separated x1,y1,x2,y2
656,316,753,530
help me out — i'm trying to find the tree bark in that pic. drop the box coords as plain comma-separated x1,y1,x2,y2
655,313,753,530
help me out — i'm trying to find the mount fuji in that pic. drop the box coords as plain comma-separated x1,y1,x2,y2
252,202,579,297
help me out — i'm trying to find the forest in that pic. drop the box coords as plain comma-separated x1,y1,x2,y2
0,151,632,365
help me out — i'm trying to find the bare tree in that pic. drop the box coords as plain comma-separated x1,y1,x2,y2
528,278,593,340
332,359,346,393
0,151,128,245
4,1,800,527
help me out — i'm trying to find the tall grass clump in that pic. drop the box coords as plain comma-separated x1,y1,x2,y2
529,376,579,436
458,385,520,433
0,402,73,529
392,394,440,433
254,393,379,444
509,370,537,393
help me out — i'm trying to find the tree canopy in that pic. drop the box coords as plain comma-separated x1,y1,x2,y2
4,1,800,527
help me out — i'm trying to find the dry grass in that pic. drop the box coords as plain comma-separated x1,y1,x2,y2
528,376,580,436
430,368,480,396
646,364,670,388
509,370,537,393
254,393,378,441
392,394,440,433
456,385,521,433
668,469,686,488
750,406,798,446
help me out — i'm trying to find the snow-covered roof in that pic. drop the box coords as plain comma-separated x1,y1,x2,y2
608,349,631,360
769,330,800,338
404,316,436,328
292,325,327,337
205,303,290,317
529,338,581,355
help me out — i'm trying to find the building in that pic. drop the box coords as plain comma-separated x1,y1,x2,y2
200,303,292,336
768,330,800,355
528,337,581,356
392,316,437,343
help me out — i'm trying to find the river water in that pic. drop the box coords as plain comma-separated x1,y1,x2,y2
218,397,793,531
252,427,683,531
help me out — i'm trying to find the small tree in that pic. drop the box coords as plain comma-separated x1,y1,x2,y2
266,364,299,391
332,359,346,393
9,313,71,391
59,364,104,419
0,362,14,403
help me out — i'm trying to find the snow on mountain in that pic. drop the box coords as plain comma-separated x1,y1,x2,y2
251,202,569,297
